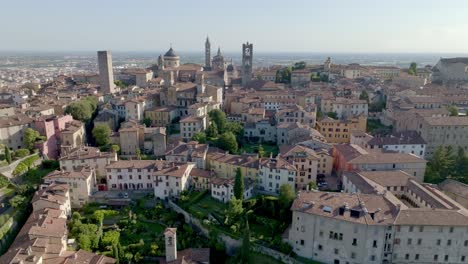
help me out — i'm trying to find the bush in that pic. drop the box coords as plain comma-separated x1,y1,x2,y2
42,160,59,169
12,154,39,176
14,149,30,158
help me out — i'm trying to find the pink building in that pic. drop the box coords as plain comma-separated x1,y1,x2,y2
34,115,74,159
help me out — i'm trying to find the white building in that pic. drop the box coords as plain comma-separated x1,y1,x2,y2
350,130,427,158
321,97,368,119
43,167,96,208
154,163,194,199
257,157,297,194
106,160,166,191
288,189,468,264
180,115,207,141
210,177,253,203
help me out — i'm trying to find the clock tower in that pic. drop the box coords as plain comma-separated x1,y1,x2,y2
204,36,212,71
242,42,253,86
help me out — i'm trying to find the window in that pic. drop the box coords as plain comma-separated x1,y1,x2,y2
445,255,449,262
370,255,376,261
351,252,356,259
352,238,357,246
405,254,409,260
462,256,465,262
407,238,412,245
437,239,441,245
373,240,377,248
318,244,323,251
447,239,451,246
334,248,339,254
450,227,454,233
419,226,424,232
300,240,304,245
319,231,323,237
417,238,422,245
434,255,439,261
415,254,420,260
409,226,414,232
465,240,468,246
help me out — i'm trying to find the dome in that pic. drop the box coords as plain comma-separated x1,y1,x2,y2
164,47,178,58
226,64,234,72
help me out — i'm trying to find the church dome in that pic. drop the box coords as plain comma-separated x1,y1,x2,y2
164,47,178,58
226,64,234,72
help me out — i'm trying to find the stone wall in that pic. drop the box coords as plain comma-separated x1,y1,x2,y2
252,244,300,264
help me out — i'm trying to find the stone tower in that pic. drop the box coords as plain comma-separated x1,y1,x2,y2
164,228,177,262
158,54,165,70
97,50,116,94
205,36,211,71
242,42,253,87
324,57,332,71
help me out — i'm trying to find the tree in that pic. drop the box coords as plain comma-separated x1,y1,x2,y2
326,112,338,119
101,230,120,248
135,148,141,160
65,101,93,121
5,146,11,164
206,122,218,138
114,80,126,88
278,184,295,210
447,105,459,116
293,61,306,70
110,144,120,153
14,149,30,158
209,109,227,134
258,145,266,158
92,124,111,146
234,168,244,200
409,62,417,75
9,195,27,208
142,117,152,127
455,147,468,178
359,91,370,103
192,132,207,144
23,128,41,150
224,197,244,226
217,132,238,154
149,243,159,256
275,67,292,84
240,220,251,264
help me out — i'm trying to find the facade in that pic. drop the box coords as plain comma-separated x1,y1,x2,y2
351,130,427,158
211,177,253,203
145,106,179,127
432,57,468,83
180,115,206,141
288,188,468,264
59,146,117,189
279,145,320,189
43,167,96,208
34,115,75,159
106,160,166,190
257,156,297,194
316,115,367,144
97,50,116,94
190,168,212,191
275,104,316,127
0,113,33,150
333,144,427,182
154,163,195,199
60,120,85,155
321,98,368,119
165,141,208,169
207,151,259,181
291,70,311,89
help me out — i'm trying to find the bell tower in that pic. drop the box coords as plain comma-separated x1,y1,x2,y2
242,42,253,87
205,36,212,71
164,228,177,262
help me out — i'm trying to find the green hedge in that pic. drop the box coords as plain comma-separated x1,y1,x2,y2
12,154,39,176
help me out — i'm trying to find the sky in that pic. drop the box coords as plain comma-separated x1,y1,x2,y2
1,0,468,53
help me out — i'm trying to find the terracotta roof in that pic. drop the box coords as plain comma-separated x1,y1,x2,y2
395,208,468,226
106,160,166,169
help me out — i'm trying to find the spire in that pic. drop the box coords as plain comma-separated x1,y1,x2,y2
217,46,221,56
205,36,210,44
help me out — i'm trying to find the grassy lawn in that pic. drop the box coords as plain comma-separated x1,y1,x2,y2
240,143,279,156
184,192,227,220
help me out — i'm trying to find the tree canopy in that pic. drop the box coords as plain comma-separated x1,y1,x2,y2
447,105,459,116
92,124,111,146
278,184,295,210
359,91,370,104
23,128,41,150
206,122,218,138
192,132,207,144
65,97,98,122
408,62,417,75
208,109,227,134
425,146,468,184
217,132,238,154
234,168,245,200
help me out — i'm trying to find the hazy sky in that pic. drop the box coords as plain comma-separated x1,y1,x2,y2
2,0,468,53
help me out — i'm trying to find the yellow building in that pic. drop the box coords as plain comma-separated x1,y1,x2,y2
207,151,259,181
145,106,178,127
190,168,213,191
315,148,333,176
316,115,367,144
